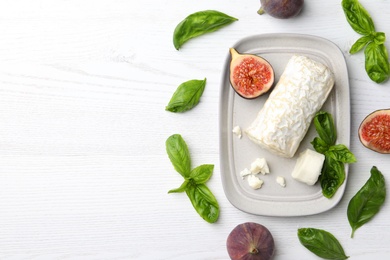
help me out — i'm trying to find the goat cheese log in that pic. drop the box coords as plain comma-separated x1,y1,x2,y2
245,55,335,158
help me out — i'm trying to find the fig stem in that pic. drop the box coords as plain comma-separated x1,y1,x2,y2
257,6,265,15
250,245,259,254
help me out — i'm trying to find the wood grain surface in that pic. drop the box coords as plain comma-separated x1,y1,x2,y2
0,0,389,259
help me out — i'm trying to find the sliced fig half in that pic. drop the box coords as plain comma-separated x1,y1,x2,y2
358,109,390,154
226,222,275,260
229,48,274,99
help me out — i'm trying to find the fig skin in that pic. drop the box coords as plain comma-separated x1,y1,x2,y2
258,0,304,19
226,222,275,260
229,48,274,99
358,109,390,154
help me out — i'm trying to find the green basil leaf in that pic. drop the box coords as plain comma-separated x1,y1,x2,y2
313,111,337,146
186,183,219,223
168,180,189,193
373,32,386,45
311,136,330,154
321,156,346,199
189,164,214,184
166,78,206,113
364,42,390,83
165,134,191,178
298,228,349,260
173,10,238,50
347,166,386,238
342,0,375,35
326,144,357,164
350,35,372,54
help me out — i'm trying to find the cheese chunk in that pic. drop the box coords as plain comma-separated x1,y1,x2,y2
247,175,264,189
246,55,334,158
250,158,269,175
291,148,325,185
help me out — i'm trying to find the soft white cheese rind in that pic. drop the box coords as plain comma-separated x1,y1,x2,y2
245,55,335,158
291,148,325,185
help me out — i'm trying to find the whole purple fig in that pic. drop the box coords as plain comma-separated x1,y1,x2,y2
226,222,275,260
258,0,304,19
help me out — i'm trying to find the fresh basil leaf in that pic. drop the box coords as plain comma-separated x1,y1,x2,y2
189,164,214,184
166,134,219,223
173,10,238,50
313,111,337,146
373,32,386,45
342,0,390,84
364,42,390,83
165,134,191,178
326,144,357,164
350,35,372,54
311,136,330,154
298,228,349,260
342,0,375,35
168,180,189,193
186,183,219,223
347,166,386,238
321,156,346,199
166,78,206,113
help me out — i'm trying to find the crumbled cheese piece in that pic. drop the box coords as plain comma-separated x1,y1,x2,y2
291,148,325,185
232,125,242,139
276,176,286,187
247,175,264,189
240,168,251,179
250,158,269,175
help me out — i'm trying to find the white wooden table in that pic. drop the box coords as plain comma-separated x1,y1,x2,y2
0,0,389,259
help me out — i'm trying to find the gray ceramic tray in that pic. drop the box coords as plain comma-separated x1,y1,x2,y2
219,33,350,216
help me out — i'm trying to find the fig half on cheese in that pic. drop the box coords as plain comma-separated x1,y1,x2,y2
229,48,274,99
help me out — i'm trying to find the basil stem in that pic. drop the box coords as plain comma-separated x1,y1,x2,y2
298,228,349,260
173,10,238,50
166,134,219,223
347,166,386,238
342,0,390,83
166,78,206,113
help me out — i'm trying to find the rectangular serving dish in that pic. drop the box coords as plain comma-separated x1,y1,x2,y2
219,33,350,216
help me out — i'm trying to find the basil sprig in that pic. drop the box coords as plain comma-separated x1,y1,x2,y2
173,10,238,50
347,166,386,238
166,78,206,113
298,228,349,260
342,0,390,83
166,134,219,223
311,111,356,198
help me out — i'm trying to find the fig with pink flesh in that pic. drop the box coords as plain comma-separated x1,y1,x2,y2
229,48,274,99
226,222,275,260
258,0,304,19
358,109,390,154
